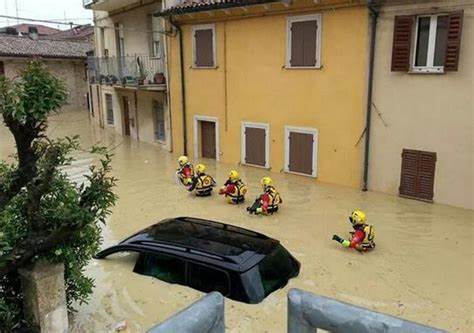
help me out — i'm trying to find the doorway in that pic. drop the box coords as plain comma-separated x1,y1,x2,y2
122,96,131,136
200,121,216,158
194,116,219,161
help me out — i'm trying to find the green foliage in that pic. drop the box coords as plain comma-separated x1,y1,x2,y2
0,61,117,331
0,61,68,123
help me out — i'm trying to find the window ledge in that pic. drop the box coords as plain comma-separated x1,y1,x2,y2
409,67,444,74
190,65,219,70
283,65,322,70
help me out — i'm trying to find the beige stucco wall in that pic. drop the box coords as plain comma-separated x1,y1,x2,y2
93,1,161,57
369,0,474,209
98,85,169,149
2,57,88,112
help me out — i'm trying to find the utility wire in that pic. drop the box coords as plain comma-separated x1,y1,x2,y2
0,14,83,26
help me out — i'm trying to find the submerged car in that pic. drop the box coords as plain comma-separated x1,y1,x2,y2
95,217,300,304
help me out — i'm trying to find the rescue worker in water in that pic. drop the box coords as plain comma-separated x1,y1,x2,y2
176,155,194,187
218,170,248,204
188,163,216,196
247,176,282,215
332,210,375,252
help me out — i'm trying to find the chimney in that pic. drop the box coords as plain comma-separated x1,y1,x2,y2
28,26,39,40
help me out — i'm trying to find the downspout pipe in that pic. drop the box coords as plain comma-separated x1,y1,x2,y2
169,17,188,155
362,1,379,192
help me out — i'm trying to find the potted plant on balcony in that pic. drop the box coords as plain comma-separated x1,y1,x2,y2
153,72,166,85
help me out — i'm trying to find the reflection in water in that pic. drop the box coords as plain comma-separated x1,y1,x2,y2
1,110,472,332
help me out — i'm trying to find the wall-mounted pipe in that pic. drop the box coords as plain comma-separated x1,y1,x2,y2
362,0,379,192
169,17,188,155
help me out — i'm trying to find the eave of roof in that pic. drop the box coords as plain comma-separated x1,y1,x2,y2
156,0,278,17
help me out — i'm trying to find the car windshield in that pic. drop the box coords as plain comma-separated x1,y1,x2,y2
258,245,299,296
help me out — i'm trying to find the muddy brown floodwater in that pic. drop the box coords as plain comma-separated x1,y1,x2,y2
1,110,473,332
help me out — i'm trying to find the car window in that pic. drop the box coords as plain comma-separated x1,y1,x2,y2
188,263,230,296
133,252,185,284
258,245,298,296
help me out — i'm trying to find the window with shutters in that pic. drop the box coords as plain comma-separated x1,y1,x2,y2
286,14,322,68
284,126,318,177
105,93,114,126
192,24,216,68
241,122,270,168
391,12,463,73
399,149,436,202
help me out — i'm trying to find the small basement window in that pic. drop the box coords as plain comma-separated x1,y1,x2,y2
192,24,216,68
286,14,322,68
412,15,449,73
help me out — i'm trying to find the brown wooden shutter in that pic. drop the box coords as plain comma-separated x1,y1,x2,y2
245,127,266,167
290,20,317,67
391,15,414,72
200,121,216,158
444,11,463,71
417,151,436,201
195,29,214,67
399,149,419,198
289,132,314,175
399,149,436,202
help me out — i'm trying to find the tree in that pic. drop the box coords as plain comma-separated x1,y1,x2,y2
0,61,117,331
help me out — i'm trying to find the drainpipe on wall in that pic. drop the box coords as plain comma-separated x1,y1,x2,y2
169,17,188,155
362,0,379,192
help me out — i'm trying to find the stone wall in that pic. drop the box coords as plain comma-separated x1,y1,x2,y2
2,57,89,112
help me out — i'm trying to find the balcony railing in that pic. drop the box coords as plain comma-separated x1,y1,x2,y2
82,0,96,8
87,55,166,87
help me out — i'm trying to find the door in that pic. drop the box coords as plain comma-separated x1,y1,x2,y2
122,96,130,136
288,131,314,175
244,126,266,167
399,149,436,202
200,121,216,159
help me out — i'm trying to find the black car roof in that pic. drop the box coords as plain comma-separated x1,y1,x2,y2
96,217,280,272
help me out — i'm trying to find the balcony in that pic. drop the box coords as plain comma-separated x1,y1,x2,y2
87,55,166,91
83,0,140,11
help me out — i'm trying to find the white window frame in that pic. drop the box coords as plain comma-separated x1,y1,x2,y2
192,24,217,68
286,14,322,69
104,93,114,127
151,16,162,58
411,14,447,73
284,126,318,178
193,115,220,161
241,122,270,169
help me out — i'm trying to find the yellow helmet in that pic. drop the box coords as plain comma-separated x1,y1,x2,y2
261,176,273,187
229,170,240,181
195,163,206,174
350,209,367,226
178,155,188,166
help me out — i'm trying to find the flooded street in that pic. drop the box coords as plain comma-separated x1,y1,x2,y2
1,110,473,332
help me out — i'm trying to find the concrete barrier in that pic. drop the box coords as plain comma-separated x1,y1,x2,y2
287,288,447,333
147,292,225,333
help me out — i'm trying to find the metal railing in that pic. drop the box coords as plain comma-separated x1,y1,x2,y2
147,289,447,333
87,55,165,87
147,292,225,333
82,0,96,7
287,289,447,333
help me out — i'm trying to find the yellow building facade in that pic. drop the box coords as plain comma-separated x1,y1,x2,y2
165,1,369,188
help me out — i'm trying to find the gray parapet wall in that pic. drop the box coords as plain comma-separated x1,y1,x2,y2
147,292,225,333
287,288,447,333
